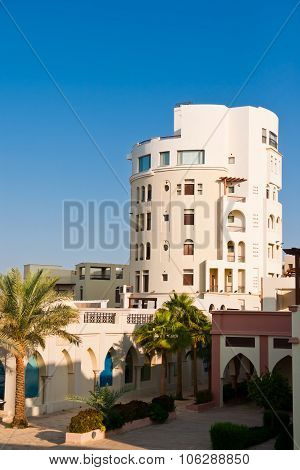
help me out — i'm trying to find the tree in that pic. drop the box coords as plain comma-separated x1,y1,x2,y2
134,309,190,395
162,293,195,399
185,306,211,396
0,268,80,428
247,371,292,412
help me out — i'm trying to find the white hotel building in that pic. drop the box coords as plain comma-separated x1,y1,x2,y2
128,104,283,312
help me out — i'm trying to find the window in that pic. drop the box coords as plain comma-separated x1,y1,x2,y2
268,243,274,259
79,267,85,279
228,186,235,194
143,270,149,292
262,128,267,144
177,150,205,165
141,186,145,202
198,183,203,195
228,214,234,223
177,184,182,195
225,337,255,348
116,267,123,279
136,214,139,232
115,286,121,304
147,184,152,201
273,190,276,201
184,209,194,225
135,271,140,292
183,269,194,286
160,151,170,166
80,285,83,300
184,179,195,195
146,242,151,260
273,338,292,350
147,212,151,230
269,131,278,149
266,187,270,199
140,244,144,260
162,273,168,281
228,156,235,164
140,213,145,231
135,243,138,261
184,239,194,255
136,187,140,203
163,213,169,222
139,154,151,172
90,266,111,280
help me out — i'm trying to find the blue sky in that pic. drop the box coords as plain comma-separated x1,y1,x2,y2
0,0,299,272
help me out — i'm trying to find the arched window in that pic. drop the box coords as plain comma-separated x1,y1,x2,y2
209,304,215,313
268,215,275,230
115,286,121,304
184,239,194,255
227,210,245,232
100,351,113,387
140,243,144,260
146,242,151,260
141,186,145,202
135,243,138,261
25,356,39,398
238,241,245,262
136,187,140,203
266,186,270,199
0,361,5,400
147,184,152,201
125,347,135,384
141,355,151,382
227,241,235,261
277,216,281,227
220,305,226,310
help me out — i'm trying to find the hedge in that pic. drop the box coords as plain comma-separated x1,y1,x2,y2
210,422,275,450
68,409,105,433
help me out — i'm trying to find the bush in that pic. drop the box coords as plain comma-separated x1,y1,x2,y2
263,410,290,433
248,372,292,411
210,422,274,450
149,403,169,423
274,424,294,450
104,408,126,431
113,400,150,423
152,395,175,412
196,389,212,404
68,409,105,434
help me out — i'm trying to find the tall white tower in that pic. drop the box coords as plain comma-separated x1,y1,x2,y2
128,104,282,311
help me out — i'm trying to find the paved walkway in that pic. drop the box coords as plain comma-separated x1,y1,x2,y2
0,401,274,450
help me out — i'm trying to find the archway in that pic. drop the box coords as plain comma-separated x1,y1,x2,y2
273,356,292,385
141,354,151,382
222,353,256,403
125,346,137,385
62,349,75,395
0,360,5,400
100,349,114,387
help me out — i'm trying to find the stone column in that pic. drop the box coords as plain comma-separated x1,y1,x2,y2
93,370,101,390
3,355,16,422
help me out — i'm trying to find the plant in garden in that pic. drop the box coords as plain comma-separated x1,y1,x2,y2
0,268,80,428
149,403,169,423
68,409,105,433
151,395,175,412
68,384,125,418
247,371,292,411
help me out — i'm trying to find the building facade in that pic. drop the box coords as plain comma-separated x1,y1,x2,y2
128,104,283,311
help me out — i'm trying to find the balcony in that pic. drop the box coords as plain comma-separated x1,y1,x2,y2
238,256,245,263
127,313,153,324
238,286,246,293
84,312,116,323
227,254,235,262
225,286,233,293
209,285,218,293
227,225,245,232
227,195,246,203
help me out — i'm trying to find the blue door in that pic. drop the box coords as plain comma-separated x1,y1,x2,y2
99,352,113,387
0,361,5,400
25,356,39,398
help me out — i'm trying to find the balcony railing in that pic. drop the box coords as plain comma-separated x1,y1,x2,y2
238,286,246,293
225,286,233,293
227,195,246,202
84,312,116,323
90,274,111,280
227,225,245,232
238,256,245,262
227,254,235,262
127,314,153,324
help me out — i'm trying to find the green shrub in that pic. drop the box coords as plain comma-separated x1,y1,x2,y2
68,385,125,417
104,408,126,431
210,422,274,450
149,403,169,423
274,424,294,450
248,372,292,411
113,400,149,423
263,410,290,433
152,395,175,412
68,409,105,434
196,389,212,404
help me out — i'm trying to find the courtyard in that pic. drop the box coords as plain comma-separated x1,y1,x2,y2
0,400,274,450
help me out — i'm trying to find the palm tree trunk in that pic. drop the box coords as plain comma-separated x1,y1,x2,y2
160,352,166,395
12,355,28,428
176,349,183,400
192,343,198,397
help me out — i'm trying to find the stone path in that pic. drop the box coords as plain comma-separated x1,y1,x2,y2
0,401,274,450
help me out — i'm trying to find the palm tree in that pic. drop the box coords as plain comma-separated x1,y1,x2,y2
184,307,211,396
162,293,194,399
134,309,190,395
0,268,80,428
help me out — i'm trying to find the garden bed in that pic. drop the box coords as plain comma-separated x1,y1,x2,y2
65,411,176,444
